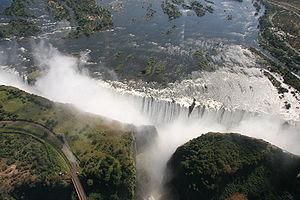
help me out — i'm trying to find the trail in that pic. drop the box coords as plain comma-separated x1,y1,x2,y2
267,0,300,17
269,10,300,55
0,164,16,177
0,120,88,200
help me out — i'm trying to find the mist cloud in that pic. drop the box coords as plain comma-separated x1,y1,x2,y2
0,41,299,200
0,69,31,92
139,115,300,199
7,41,149,125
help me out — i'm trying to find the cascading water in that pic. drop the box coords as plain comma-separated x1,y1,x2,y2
0,42,299,200
115,67,300,200
132,94,300,200
128,94,256,127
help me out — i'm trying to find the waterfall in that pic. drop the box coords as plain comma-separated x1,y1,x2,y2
126,92,300,200
126,94,257,127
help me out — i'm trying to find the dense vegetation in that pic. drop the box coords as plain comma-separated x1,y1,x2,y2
263,70,288,94
161,0,214,19
161,1,182,20
0,0,113,38
166,132,300,200
47,0,113,37
250,47,300,92
0,133,72,200
0,0,40,38
259,1,300,75
0,19,40,38
4,0,32,17
47,0,71,21
0,85,136,200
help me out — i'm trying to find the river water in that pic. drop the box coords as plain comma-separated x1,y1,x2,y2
0,0,265,80
0,0,300,200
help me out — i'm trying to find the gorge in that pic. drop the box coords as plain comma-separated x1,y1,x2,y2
0,0,300,199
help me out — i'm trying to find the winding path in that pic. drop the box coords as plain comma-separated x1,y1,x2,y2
267,0,300,17
268,10,300,55
0,120,88,200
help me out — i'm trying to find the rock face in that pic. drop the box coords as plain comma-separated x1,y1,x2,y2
133,125,158,154
166,132,300,200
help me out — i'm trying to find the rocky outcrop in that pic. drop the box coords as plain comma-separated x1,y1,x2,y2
133,125,158,154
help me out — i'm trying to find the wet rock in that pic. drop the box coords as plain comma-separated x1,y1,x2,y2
133,125,158,154
188,98,196,116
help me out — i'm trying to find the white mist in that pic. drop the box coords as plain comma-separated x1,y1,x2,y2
0,42,299,200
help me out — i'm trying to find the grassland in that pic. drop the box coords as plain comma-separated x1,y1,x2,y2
0,85,136,200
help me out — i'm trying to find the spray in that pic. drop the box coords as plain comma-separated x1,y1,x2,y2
0,42,299,200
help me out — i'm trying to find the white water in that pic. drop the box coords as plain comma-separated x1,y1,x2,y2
0,42,300,200
133,93,300,200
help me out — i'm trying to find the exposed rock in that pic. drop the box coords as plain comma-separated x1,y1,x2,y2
133,125,158,154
